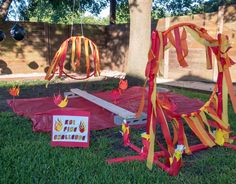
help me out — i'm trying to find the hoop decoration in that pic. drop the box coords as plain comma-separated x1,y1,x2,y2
45,36,100,81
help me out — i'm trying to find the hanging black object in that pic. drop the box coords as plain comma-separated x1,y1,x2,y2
10,24,26,41
0,30,6,42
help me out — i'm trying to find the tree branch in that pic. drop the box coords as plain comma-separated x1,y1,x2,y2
0,0,13,21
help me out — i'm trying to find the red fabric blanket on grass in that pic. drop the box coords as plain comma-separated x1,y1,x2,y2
7,86,204,132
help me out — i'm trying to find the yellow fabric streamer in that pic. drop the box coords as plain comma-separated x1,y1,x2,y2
151,78,157,117
84,38,90,77
199,111,214,137
189,116,215,147
222,74,229,124
94,44,101,76
213,94,218,112
71,37,76,71
75,36,81,69
204,107,229,130
182,116,214,147
184,26,218,47
146,115,155,170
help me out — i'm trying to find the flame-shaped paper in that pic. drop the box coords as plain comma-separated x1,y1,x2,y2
53,94,63,105
119,79,128,90
9,86,20,97
53,94,68,108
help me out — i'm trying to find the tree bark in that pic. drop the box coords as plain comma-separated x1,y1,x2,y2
0,0,13,21
110,0,116,24
127,0,152,79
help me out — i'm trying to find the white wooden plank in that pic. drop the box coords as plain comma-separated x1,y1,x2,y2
70,88,135,119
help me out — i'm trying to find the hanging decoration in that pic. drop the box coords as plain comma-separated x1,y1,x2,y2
45,36,100,81
45,0,100,81
0,30,6,42
10,24,26,41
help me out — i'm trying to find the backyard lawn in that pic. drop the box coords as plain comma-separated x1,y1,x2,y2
0,80,236,184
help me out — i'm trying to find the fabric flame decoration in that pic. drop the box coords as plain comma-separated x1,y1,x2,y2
53,94,68,108
141,23,236,171
45,36,100,81
9,86,20,97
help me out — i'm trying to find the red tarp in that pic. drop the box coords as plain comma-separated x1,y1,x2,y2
7,86,204,132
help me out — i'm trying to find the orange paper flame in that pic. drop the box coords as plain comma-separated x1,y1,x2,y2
9,86,20,97
119,79,128,90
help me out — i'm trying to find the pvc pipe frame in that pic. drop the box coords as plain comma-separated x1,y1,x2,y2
107,23,236,175
106,136,236,175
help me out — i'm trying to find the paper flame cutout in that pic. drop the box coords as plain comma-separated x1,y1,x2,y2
53,94,68,108
9,86,20,97
119,79,128,90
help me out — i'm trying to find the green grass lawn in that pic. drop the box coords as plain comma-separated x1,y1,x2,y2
0,82,236,184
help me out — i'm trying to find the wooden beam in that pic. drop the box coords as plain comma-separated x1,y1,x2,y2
70,88,135,119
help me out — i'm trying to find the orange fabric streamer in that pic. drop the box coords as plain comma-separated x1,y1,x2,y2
206,46,213,69
173,27,188,67
181,28,188,57
183,116,215,147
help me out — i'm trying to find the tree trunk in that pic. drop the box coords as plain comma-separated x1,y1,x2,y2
0,0,13,21
127,0,152,79
110,0,116,24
